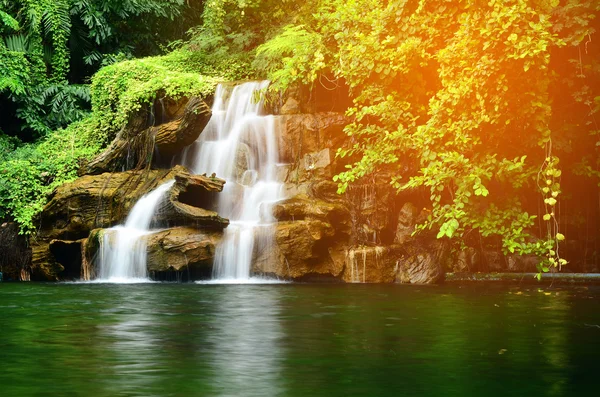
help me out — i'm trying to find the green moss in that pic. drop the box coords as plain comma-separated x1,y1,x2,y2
90,50,220,144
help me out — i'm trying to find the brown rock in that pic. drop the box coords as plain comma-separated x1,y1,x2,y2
0,222,32,281
157,171,229,229
396,241,448,284
31,165,226,280
280,97,301,115
154,97,212,156
454,247,480,272
271,194,350,228
145,227,222,273
481,250,506,272
340,246,399,283
346,182,397,245
278,113,349,164
81,227,222,278
253,220,344,279
507,254,539,272
81,97,211,175
394,202,419,244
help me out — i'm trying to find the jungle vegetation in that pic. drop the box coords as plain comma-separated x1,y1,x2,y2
1,0,599,275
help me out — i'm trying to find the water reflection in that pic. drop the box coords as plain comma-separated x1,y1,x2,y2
95,285,164,395
207,286,286,397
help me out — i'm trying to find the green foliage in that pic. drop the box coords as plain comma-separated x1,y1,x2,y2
90,51,219,144
254,25,326,89
0,48,30,96
14,83,92,137
0,0,194,139
0,0,213,233
0,120,101,232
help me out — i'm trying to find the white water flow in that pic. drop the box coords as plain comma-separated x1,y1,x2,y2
182,81,285,280
97,180,175,281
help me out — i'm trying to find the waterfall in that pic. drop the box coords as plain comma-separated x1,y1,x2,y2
182,81,285,280
97,180,175,281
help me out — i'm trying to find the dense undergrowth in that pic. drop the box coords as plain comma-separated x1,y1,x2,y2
1,0,600,275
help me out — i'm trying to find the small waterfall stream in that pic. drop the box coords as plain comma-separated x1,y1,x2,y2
182,81,285,281
97,180,175,281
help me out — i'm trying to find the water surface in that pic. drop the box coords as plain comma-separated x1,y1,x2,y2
0,283,598,396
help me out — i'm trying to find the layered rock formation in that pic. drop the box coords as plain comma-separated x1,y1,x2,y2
32,165,227,280
24,89,542,283
28,95,224,280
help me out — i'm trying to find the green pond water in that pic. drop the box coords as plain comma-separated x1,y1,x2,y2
0,282,598,396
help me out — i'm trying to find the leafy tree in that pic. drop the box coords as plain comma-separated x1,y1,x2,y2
256,0,600,276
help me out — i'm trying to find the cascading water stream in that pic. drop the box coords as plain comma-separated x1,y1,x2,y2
182,81,285,281
97,180,175,281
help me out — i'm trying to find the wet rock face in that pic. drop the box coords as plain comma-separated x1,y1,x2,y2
454,247,480,273
145,228,222,273
340,246,399,283
507,254,539,272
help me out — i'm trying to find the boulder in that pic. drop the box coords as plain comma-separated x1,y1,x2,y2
157,171,229,229
145,227,222,273
272,194,351,228
310,180,340,202
253,220,345,279
154,97,211,156
81,227,222,279
38,169,173,242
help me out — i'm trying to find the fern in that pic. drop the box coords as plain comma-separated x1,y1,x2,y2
0,9,19,31
1,0,192,136
254,24,327,89
4,34,29,52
